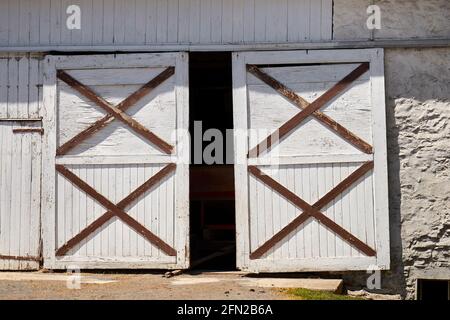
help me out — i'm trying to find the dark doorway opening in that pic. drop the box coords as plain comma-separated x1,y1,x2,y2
189,52,236,271
417,279,450,300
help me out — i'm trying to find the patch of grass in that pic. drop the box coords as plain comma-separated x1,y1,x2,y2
284,288,365,300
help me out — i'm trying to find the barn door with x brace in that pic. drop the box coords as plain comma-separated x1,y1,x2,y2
42,53,189,269
232,49,390,272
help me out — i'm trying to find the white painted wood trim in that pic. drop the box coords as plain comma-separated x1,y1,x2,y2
241,257,381,273
50,259,179,270
1,39,449,53
232,52,251,270
41,55,57,269
174,52,190,269
53,53,179,69
370,48,391,269
239,49,375,65
248,154,374,166
56,155,174,165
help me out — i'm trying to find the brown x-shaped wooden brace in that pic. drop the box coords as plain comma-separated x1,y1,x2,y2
248,161,376,259
55,163,177,257
247,63,373,157
57,67,175,156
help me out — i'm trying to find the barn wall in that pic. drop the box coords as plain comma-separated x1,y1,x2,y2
340,48,450,299
0,54,42,119
0,0,332,47
0,120,42,270
333,0,450,40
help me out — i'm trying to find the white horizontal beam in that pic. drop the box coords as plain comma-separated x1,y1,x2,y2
0,39,449,53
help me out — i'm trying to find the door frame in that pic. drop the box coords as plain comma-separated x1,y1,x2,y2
41,53,190,269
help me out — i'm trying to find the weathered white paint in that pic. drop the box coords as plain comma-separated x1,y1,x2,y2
0,0,332,48
232,49,390,272
0,54,42,119
0,120,42,270
42,53,190,269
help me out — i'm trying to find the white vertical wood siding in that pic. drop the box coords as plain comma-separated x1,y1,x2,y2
0,0,333,47
0,54,42,119
233,49,390,272
0,121,42,270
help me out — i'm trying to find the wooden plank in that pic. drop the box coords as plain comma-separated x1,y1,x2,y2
210,0,222,43
156,0,168,43
9,120,22,269
49,0,62,45
287,0,301,42
8,0,20,45
19,0,31,45
103,0,114,44
254,0,267,42
177,0,190,43
0,58,8,118
39,0,51,45
42,55,58,269
92,0,104,45
17,56,29,118
243,0,255,42
113,0,125,44
0,1,8,44
199,0,212,43
81,0,94,45
321,0,333,41
7,55,18,118
124,0,137,44
232,52,251,269
370,48,390,268
232,0,244,43
28,58,40,118
248,154,373,166
309,0,321,41
167,0,179,43
0,255,40,262
189,0,201,43
174,52,190,268
221,0,232,43
266,0,287,43
0,123,10,269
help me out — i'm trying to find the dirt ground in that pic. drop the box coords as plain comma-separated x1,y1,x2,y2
0,271,287,300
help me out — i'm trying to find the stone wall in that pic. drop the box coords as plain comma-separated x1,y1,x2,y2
334,0,450,299
333,0,450,40
385,48,450,299
343,48,450,299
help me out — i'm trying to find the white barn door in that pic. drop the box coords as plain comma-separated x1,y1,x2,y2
233,49,390,272
0,121,42,270
42,53,189,269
